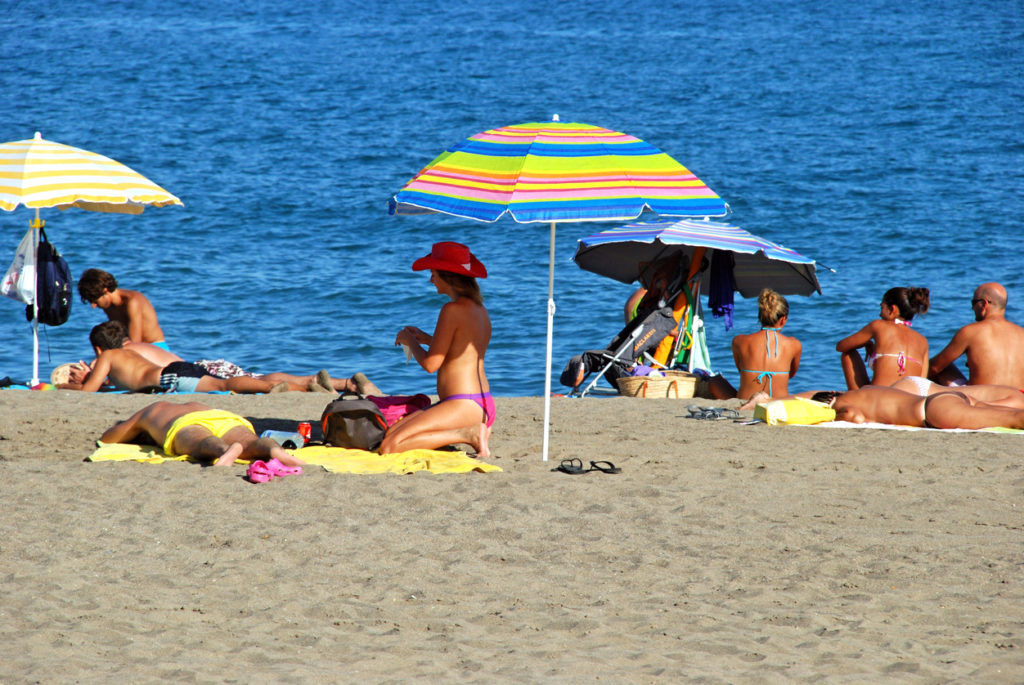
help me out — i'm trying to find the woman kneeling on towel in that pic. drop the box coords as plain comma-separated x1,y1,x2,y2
835,287,930,389
380,242,493,458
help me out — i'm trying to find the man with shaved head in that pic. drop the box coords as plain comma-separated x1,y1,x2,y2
930,282,1024,388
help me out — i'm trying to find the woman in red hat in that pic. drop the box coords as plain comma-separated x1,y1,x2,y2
380,242,493,458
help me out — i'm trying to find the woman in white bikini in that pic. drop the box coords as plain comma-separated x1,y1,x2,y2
380,242,493,458
836,287,930,389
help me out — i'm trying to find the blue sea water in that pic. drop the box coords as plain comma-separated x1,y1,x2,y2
2,0,1022,396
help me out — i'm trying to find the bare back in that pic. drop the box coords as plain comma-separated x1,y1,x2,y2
964,319,1024,387
732,328,801,398
865,321,929,385
837,385,1024,430
834,386,926,426
125,341,183,367
433,297,491,398
933,318,1024,388
105,289,165,343
86,348,163,392
101,401,211,446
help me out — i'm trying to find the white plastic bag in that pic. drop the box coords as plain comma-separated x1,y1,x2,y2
1,228,36,304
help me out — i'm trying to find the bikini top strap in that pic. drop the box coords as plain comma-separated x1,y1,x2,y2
761,327,781,357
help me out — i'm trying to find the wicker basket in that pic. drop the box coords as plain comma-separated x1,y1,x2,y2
616,370,697,398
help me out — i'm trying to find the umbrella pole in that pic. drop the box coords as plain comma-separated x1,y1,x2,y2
30,211,42,386
542,221,556,462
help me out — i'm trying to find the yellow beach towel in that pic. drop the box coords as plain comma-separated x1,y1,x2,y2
88,442,502,474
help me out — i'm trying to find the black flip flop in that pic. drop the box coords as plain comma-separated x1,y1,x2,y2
588,460,621,474
687,406,739,421
551,458,587,474
686,405,718,419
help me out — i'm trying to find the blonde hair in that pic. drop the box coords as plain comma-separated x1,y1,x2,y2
758,288,789,327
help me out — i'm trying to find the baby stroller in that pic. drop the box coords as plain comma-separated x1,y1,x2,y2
561,253,708,396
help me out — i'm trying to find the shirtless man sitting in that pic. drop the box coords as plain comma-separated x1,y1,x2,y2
78,268,167,347
100,400,302,467
929,282,1024,388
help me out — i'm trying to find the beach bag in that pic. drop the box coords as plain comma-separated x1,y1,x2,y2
1,228,36,304
321,397,388,451
366,394,431,427
25,228,72,326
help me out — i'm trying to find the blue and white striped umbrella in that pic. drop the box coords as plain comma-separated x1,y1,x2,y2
573,218,822,297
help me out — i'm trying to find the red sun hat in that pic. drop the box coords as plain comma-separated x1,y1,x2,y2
412,241,487,278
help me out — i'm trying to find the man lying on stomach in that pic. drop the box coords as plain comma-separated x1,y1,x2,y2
100,400,302,466
63,321,381,395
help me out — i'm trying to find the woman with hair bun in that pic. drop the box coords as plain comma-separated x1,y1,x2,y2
836,287,930,389
730,288,802,400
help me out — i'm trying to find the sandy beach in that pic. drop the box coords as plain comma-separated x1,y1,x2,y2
0,389,1021,683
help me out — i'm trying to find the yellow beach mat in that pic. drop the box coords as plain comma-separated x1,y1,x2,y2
88,442,502,474
293,445,501,474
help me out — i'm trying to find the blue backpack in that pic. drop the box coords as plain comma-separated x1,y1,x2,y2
26,228,72,326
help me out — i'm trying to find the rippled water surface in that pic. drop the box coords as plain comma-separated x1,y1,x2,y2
2,0,1022,395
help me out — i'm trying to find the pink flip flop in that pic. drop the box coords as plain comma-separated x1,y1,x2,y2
246,460,274,483
265,457,302,478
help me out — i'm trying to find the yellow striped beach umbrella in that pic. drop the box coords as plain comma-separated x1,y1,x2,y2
0,131,182,215
0,131,183,385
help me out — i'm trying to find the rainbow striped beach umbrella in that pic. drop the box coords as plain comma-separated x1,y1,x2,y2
390,118,728,461
0,132,182,385
389,120,727,222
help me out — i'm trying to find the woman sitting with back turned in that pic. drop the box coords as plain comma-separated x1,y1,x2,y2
380,242,493,458
732,288,802,403
835,287,929,389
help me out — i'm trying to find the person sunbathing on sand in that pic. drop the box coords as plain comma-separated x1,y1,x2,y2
64,321,381,395
99,400,303,467
890,375,1024,409
379,242,493,458
745,384,1024,429
835,287,930,389
832,385,1024,429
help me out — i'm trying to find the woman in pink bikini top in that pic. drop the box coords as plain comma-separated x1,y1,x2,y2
836,286,931,389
